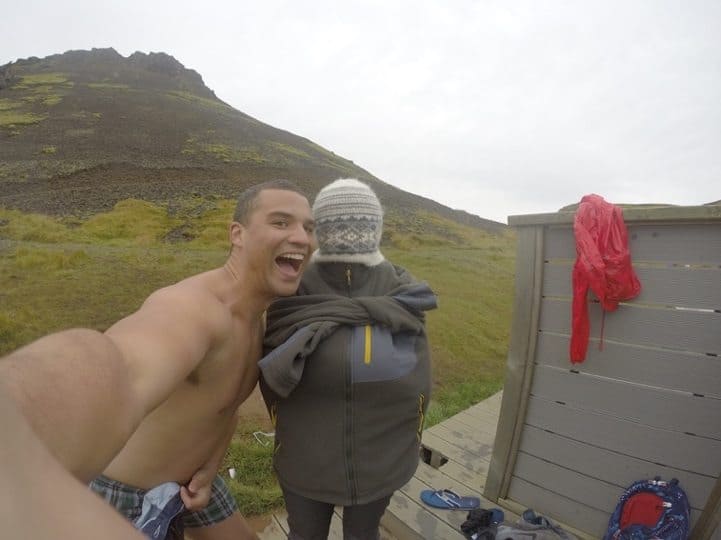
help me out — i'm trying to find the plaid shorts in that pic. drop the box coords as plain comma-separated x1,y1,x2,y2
89,474,238,528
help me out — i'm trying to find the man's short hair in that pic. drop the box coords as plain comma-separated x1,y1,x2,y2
233,179,307,224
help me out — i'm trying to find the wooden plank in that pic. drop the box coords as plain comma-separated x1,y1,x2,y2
442,413,497,440
401,461,520,529
513,451,621,512
543,222,721,263
543,261,721,310
498,497,597,540
381,508,426,540
267,507,397,539
451,407,500,433
463,401,503,421
466,390,503,414
506,476,611,537
383,485,465,540
454,405,501,429
525,396,721,476
380,522,399,540
266,507,393,540
422,431,490,475
535,332,721,398
509,205,721,228
486,226,543,501
428,423,495,459
328,509,344,539
381,506,426,540
507,475,703,538
258,514,288,539
427,416,496,447
399,470,481,534
519,424,716,510
418,456,488,492
514,452,703,531
530,365,721,440
433,425,493,462
422,428,492,463
709,522,721,540
693,473,721,540
539,298,721,355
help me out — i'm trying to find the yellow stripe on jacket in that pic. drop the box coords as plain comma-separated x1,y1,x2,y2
364,325,372,364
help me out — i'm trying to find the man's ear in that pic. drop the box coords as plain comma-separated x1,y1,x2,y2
229,222,244,248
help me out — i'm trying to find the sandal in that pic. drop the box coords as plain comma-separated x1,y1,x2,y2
420,488,481,510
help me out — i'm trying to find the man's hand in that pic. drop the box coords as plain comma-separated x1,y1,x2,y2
180,469,213,511
181,408,240,511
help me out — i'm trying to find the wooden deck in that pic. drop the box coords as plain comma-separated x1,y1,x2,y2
380,390,517,540
259,391,513,539
258,508,398,539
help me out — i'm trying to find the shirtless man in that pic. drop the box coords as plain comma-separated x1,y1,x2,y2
0,179,314,539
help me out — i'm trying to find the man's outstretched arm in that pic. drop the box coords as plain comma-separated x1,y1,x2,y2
0,328,145,482
0,379,146,539
0,286,219,482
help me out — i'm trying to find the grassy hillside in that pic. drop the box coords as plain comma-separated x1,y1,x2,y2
0,199,516,515
0,49,506,234
0,49,359,180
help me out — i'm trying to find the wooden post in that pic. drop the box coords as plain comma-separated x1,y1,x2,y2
484,224,544,501
692,473,721,540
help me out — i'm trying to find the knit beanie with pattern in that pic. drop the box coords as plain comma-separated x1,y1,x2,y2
311,178,385,266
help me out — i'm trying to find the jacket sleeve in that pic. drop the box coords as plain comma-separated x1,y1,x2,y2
259,321,340,397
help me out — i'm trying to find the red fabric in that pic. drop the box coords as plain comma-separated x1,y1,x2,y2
570,194,641,363
620,492,665,529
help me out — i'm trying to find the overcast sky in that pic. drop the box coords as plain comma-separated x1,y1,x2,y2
4,1,720,223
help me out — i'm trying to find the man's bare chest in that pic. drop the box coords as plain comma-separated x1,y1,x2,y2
186,329,262,414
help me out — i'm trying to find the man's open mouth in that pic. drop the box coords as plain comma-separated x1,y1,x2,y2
275,252,305,273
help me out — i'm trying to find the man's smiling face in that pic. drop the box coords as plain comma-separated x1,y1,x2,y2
240,188,314,297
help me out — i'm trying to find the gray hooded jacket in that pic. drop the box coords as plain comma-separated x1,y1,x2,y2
260,260,436,505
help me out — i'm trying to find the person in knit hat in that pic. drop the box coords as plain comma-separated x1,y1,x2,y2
311,178,385,266
260,178,437,540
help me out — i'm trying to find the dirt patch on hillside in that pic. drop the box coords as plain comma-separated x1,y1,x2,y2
0,163,330,216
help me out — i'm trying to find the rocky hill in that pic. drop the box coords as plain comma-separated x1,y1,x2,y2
0,48,504,231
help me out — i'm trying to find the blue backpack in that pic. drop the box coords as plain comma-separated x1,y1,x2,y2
604,477,690,540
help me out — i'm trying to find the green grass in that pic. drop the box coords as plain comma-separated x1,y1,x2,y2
18,73,70,86
0,99,22,111
182,138,269,164
87,82,130,90
268,141,311,159
0,111,47,126
0,208,75,242
223,424,284,514
0,199,516,516
166,90,233,111
80,199,185,245
385,229,516,425
40,95,63,106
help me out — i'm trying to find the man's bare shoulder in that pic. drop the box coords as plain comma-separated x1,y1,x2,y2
106,267,231,353
102,267,235,414
142,269,227,318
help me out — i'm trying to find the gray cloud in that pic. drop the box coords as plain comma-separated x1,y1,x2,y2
4,0,720,222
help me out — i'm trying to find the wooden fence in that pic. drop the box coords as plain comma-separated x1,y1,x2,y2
484,205,721,539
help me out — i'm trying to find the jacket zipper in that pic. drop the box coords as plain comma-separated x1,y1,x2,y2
344,264,358,503
345,333,357,503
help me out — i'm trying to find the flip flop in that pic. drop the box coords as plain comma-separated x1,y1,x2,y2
421,489,481,510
